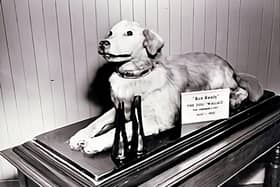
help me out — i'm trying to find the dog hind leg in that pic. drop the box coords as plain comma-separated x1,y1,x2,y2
228,73,263,108
236,73,264,102
230,87,249,108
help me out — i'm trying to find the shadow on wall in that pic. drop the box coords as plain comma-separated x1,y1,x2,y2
87,63,116,113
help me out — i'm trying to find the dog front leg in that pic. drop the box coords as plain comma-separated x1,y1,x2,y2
69,108,116,150
83,121,133,155
89,108,117,137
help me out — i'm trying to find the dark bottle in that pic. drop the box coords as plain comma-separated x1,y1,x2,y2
111,102,129,165
129,96,146,157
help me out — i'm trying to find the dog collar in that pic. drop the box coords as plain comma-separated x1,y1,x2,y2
116,64,154,79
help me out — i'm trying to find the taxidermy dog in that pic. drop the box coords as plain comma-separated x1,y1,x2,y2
69,20,263,154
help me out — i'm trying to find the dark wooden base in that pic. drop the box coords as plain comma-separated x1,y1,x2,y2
264,145,280,187
2,91,280,186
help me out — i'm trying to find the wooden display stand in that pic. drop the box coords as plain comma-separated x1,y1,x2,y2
2,91,280,186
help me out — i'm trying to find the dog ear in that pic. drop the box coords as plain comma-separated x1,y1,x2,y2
143,29,164,57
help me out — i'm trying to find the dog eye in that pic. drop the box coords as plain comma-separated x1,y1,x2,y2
107,31,113,37
126,31,133,36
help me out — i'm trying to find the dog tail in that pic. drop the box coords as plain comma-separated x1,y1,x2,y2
235,73,264,102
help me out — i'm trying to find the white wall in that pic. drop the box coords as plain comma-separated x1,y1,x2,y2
0,0,279,180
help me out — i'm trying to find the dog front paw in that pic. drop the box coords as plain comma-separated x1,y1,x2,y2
82,131,115,155
83,138,108,155
69,129,91,151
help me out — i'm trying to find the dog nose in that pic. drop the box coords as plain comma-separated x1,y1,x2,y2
99,40,110,48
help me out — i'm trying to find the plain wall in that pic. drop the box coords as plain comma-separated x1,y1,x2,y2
0,0,279,180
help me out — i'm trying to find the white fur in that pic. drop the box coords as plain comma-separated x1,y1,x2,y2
69,21,263,154
110,65,178,135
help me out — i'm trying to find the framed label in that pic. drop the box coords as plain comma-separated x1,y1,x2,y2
181,88,230,124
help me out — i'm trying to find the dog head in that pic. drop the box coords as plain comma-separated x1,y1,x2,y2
98,20,164,63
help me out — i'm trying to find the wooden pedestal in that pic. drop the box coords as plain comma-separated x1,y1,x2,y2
2,91,280,186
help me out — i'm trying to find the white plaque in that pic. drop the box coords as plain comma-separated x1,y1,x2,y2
181,88,230,124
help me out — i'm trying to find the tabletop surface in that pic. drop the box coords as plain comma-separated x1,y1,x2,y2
2,91,280,187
